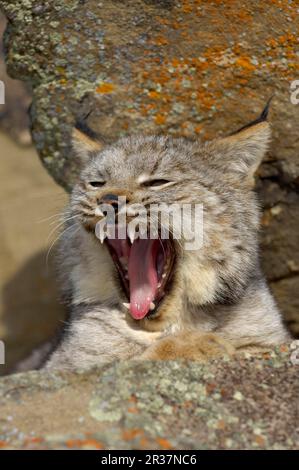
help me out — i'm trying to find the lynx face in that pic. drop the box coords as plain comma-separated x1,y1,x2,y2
70,118,271,326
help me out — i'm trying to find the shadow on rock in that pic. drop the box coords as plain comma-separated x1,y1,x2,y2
0,250,66,375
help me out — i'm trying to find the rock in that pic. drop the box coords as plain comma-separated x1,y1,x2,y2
0,0,298,334
0,347,297,449
271,277,299,337
0,13,32,145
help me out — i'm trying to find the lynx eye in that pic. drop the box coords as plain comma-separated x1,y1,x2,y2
89,181,106,188
141,179,173,188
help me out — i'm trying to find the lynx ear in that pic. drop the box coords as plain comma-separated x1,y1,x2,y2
72,121,103,163
214,102,272,185
220,121,271,178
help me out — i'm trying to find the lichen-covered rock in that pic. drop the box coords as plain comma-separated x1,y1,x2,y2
0,13,31,144
0,0,298,333
0,347,298,449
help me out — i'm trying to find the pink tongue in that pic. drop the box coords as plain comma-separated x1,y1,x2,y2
128,239,159,320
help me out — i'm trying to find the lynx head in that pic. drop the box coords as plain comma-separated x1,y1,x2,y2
70,108,271,327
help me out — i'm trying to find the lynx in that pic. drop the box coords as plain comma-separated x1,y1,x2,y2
15,105,290,371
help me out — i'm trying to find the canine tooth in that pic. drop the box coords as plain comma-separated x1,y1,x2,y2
99,231,106,244
150,302,155,310
95,207,104,217
157,283,161,288
128,225,137,244
162,273,166,279
122,303,130,310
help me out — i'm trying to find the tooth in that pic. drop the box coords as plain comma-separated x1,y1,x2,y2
162,273,166,278
122,303,130,310
128,225,136,244
95,207,104,217
150,302,155,310
157,283,161,288
99,231,106,244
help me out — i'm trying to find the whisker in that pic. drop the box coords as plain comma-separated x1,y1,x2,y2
36,212,66,224
46,215,79,243
46,224,79,269
49,214,78,225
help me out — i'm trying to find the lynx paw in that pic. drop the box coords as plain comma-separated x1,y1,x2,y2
140,332,235,361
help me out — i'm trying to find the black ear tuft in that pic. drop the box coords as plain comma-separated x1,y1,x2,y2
75,110,99,141
72,111,104,161
259,95,273,121
230,95,274,136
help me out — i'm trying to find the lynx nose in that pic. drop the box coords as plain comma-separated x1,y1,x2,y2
97,193,119,213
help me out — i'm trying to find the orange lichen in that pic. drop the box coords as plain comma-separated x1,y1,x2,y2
148,90,161,99
267,38,278,48
181,2,193,14
153,36,169,46
156,437,173,449
127,407,139,414
26,437,44,444
235,57,256,71
139,436,150,447
129,395,137,403
278,33,297,45
182,400,193,409
194,125,203,134
254,435,266,447
206,382,217,394
220,387,229,398
96,82,115,94
217,419,226,430
65,439,82,448
81,439,104,449
65,438,103,449
122,428,143,441
155,114,167,125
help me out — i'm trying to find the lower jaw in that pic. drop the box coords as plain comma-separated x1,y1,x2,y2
125,304,173,331
121,287,167,321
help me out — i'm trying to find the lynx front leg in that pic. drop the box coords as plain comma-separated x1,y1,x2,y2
139,331,235,361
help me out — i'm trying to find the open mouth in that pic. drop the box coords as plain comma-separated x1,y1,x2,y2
105,231,175,320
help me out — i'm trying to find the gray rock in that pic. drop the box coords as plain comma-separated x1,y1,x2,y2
0,347,298,449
